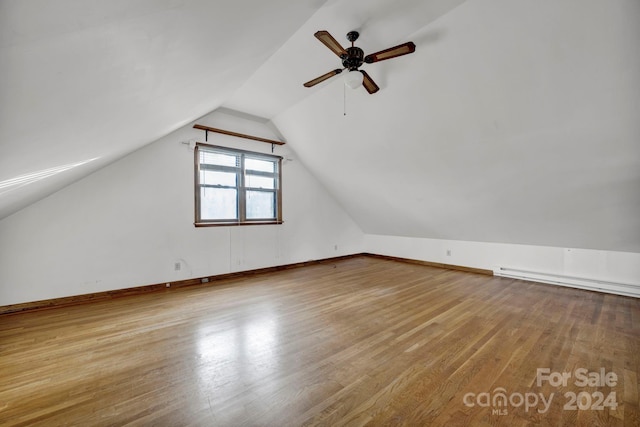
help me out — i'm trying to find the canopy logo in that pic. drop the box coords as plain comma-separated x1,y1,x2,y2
462,368,618,416
463,388,552,415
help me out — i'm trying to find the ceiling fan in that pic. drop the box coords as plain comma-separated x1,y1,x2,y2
303,30,416,94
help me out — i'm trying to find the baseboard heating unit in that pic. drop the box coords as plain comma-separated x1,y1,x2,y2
493,267,640,298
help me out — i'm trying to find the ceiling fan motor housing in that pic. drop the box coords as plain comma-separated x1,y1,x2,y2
342,47,364,70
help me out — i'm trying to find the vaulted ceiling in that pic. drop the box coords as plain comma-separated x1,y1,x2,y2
0,0,326,218
1,0,639,252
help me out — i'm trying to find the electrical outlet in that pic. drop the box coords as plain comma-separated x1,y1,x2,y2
334,244,338,251
174,262,181,271
446,249,452,256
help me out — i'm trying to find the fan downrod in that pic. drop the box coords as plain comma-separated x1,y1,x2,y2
342,31,364,70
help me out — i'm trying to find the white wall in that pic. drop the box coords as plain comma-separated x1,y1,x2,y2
273,0,640,253
0,111,364,306
365,234,640,296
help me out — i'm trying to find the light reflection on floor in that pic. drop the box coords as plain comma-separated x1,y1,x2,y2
195,305,281,410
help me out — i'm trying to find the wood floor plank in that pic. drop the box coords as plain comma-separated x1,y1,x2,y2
1,255,639,426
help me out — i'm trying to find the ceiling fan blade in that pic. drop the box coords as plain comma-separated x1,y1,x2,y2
360,70,379,94
303,68,343,87
364,41,416,64
314,30,347,57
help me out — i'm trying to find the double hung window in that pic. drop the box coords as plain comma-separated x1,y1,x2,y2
195,144,282,226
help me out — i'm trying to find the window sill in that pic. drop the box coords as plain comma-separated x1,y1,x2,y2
195,220,283,228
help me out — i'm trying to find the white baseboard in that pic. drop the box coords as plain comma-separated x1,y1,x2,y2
494,267,640,298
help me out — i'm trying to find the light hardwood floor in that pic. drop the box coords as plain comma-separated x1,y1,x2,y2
1,255,639,426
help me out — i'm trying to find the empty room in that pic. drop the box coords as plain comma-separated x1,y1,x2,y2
1,0,639,425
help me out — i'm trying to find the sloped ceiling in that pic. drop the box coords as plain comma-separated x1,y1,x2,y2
266,0,639,252
2,0,639,252
0,0,325,218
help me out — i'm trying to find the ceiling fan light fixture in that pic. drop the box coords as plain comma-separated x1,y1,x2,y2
344,70,363,89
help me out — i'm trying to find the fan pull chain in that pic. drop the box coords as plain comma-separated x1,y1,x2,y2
343,83,347,116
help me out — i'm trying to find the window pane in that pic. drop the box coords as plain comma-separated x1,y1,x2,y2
200,187,237,220
245,158,275,173
200,170,236,187
195,145,281,225
245,174,275,189
246,191,275,219
200,151,238,167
